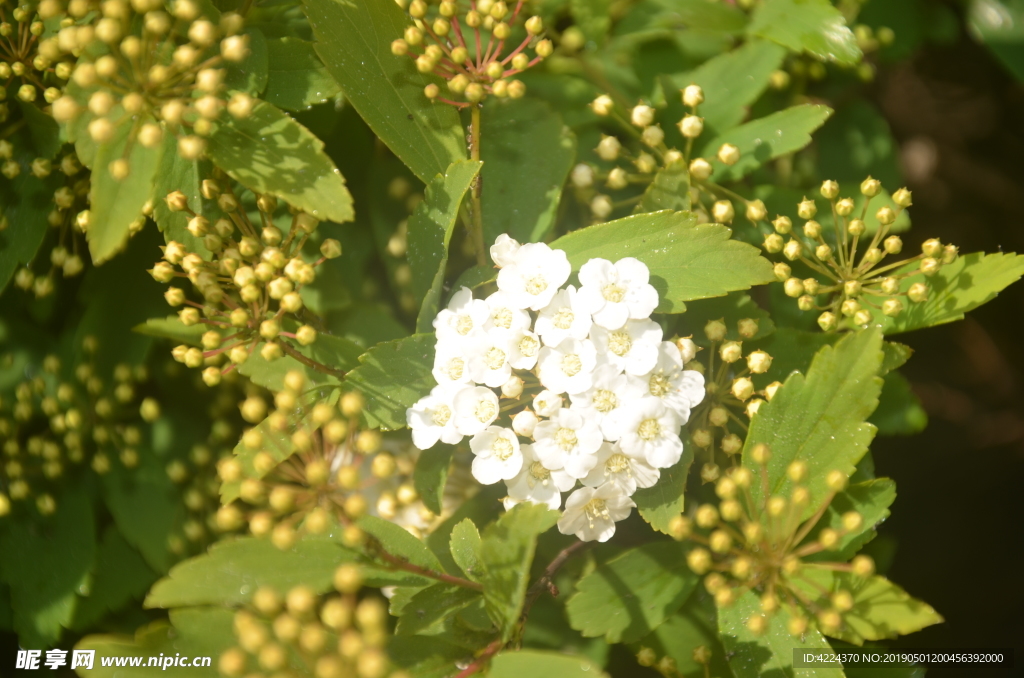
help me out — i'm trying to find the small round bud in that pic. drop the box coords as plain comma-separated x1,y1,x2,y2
745,199,767,222
893,187,912,207
882,298,903,317
773,262,792,282
860,177,881,197
783,239,803,261
836,198,855,216
820,180,839,199
686,547,712,574
719,341,742,363
746,350,772,374
631,104,655,127
815,244,834,261
689,157,712,180
908,282,928,303
704,319,726,342
682,84,704,107
717,143,740,166
876,205,896,225
818,311,837,331
591,94,614,116
847,218,865,236
851,554,875,577
679,115,703,138
711,200,734,223
783,277,804,298
695,504,719,528
596,135,621,161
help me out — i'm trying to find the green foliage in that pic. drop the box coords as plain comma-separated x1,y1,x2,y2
718,588,845,678
633,445,693,533
303,0,466,183
809,478,897,562
550,211,776,313
566,542,697,643
743,329,884,508
681,291,776,344
208,101,354,223
344,333,436,430
360,514,447,574
481,98,577,245
871,372,928,437
637,158,690,213
71,526,157,631
263,38,343,111
413,445,453,515
145,534,350,608
0,151,61,291
151,139,214,258
749,0,863,65
449,519,486,582
407,160,482,331
489,650,608,677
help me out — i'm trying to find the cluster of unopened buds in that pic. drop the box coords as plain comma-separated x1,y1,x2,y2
680,318,779,484
407,234,706,542
719,179,955,330
151,181,343,386
390,0,552,107
217,577,403,678
8,150,91,297
0,0,75,114
0,337,158,517
570,85,747,222
217,378,473,548
670,445,878,639
51,0,254,175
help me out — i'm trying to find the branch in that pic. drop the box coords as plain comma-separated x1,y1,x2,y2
373,546,483,592
454,639,503,678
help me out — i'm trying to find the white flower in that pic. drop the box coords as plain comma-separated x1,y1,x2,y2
568,364,645,440
557,483,635,542
433,287,489,342
467,331,513,388
490,234,521,268
535,286,593,347
576,257,659,329
508,328,542,370
453,386,500,436
469,426,523,485
533,408,603,479
432,341,475,387
483,290,532,335
629,341,706,420
406,385,464,450
512,409,539,437
503,443,575,510
589,318,663,375
495,242,571,310
532,390,563,418
537,338,597,395
583,442,659,495
606,396,683,468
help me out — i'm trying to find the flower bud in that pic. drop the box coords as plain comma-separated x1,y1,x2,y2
783,277,804,298
591,94,614,116
688,157,712,180
772,215,792,234
920,257,940,276
907,282,928,303
668,515,691,540
686,547,711,574
704,319,726,341
631,104,654,127
893,187,912,207
678,115,703,138
773,262,791,281
820,180,839,199
641,124,664,147
921,238,942,258
719,341,742,363
717,143,739,166
836,198,855,216
731,377,754,401
783,239,802,261
745,199,767,222
596,135,620,161
847,218,865,236
860,177,881,196
815,244,833,261
747,350,772,374
876,205,896,225
882,298,903,317
682,84,704,107
712,200,734,223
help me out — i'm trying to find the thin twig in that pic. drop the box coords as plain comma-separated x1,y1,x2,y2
454,639,503,678
373,547,484,592
521,540,592,622
279,341,347,378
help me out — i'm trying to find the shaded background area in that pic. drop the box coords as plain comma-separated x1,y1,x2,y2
863,0,1024,669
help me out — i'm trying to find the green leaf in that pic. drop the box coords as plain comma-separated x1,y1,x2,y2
480,503,559,640
799,572,942,645
388,633,478,678
876,252,1024,334
87,122,164,263
263,37,342,111
817,101,902,188
636,158,691,213
749,0,862,66
18,99,62,159
566,542,698,643
224,27,269,95
237,333,359,391
808,478,896,562
207,101,353,223
344,333,436,430
481,98,577,245
571,0,611,43
549,210,776,313
414,445,453,515
71,526,157,631
631,595,733,678
145,534,351,608
151,135,214,258
489,650,608,678
133,316,205,346
668,40,787,135
743,329,884,509
633,444,693,533
395,583,480,636
718,587,845,678
870,372,927,436
0,483,96,647
359,514,447,574
449,519,486,582
681,291,776,345
407,159,482,332
0,150,61,291
303,0,467,183
77,607,234,678
704,104,833,182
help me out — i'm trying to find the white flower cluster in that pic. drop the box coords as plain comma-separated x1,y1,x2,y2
407,235,705,542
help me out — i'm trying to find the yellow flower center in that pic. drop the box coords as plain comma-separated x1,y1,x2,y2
492,436,514,461
455,314,474,335
606,453,631,474
602,283,625,303
519,335,539,357
638,418,662,440
432,404,451,427
560,353,582,377
608,330,632,356
593,389,617,413
649,372,671,397
475,399,496,423
485,347,507,370
447,357,465,381
555,427,578,451
553,307,574,330
584,498,610,528
529,461,550,487
526,275,548,296
493,307,513,329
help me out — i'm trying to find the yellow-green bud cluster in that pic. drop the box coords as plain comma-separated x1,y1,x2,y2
0,0,75,118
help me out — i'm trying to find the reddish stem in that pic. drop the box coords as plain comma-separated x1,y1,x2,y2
454,639,503,678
